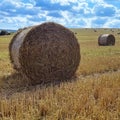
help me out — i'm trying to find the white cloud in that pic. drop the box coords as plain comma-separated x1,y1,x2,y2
50,0,78,5
46,16,66,25
72,2,87,10
60,11,74,22
44,10,71,26
91,0,104,4
115,8,120,18
0,0,120,29
38,11,49,18
72,2,92,15
104,19,120,28
0,11,9,16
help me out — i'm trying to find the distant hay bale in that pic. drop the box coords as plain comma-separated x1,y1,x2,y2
98,34,115,46
74,32,77,34
9,22,80,84
117,32,120,35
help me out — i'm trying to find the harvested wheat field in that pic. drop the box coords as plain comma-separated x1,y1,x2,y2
0,28,120,120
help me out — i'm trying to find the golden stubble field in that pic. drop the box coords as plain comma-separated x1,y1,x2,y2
0,28,120,120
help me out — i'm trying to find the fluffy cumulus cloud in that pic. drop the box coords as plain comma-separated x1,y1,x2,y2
0,0,120,29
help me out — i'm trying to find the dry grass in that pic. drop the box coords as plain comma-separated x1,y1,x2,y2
0,28,120,120
0,71,120,120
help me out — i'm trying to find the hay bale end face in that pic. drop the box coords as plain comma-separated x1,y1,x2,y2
98,34,115,46
9,27,32,70
9,22,80,84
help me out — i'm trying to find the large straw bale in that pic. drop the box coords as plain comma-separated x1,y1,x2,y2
98,34,115,46
9,22,80,84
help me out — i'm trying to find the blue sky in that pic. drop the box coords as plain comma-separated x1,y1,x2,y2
0,0,120,29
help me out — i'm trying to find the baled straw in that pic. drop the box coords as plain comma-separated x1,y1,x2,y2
9,22,80,84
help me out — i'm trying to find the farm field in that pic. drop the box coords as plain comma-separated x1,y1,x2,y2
0,28,120,120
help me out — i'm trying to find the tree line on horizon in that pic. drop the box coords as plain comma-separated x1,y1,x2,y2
0,30,11,36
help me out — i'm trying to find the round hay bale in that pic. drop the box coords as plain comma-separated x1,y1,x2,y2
9,22,80,84
98,34,115,46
